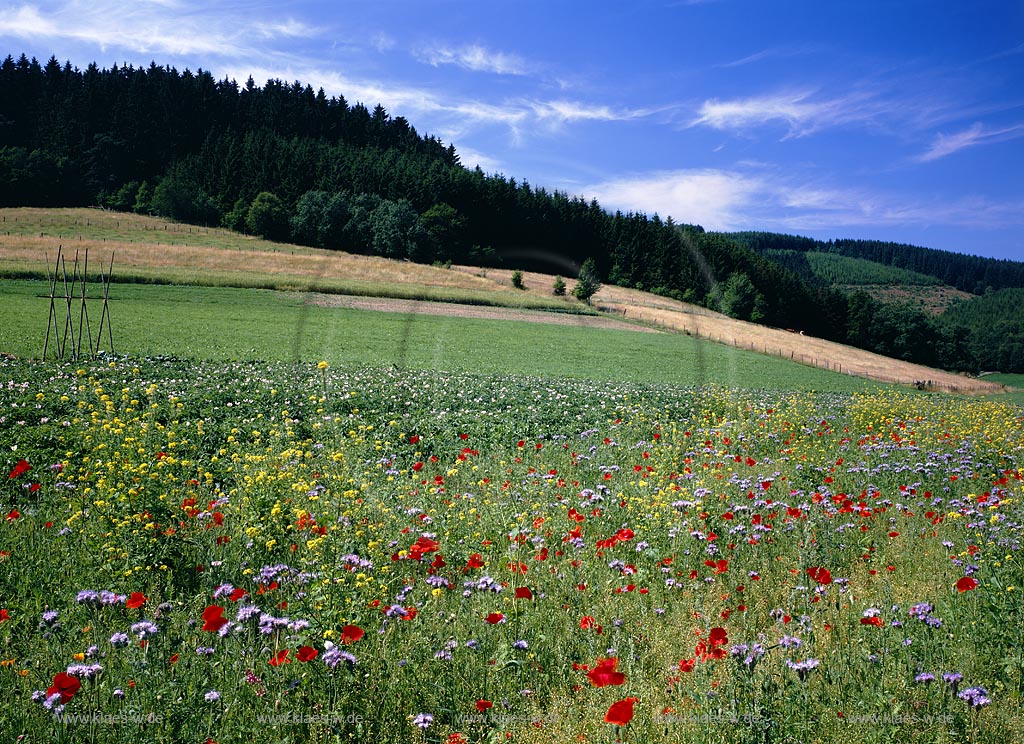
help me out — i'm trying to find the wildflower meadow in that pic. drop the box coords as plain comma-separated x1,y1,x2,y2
1,356,1022,743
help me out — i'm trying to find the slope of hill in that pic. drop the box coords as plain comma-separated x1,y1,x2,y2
0,207,1004,394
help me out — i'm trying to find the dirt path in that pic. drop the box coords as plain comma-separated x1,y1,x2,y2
303,293,659,332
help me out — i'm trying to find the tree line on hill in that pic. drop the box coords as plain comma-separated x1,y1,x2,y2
1,54,1021,371
725,231,1024,295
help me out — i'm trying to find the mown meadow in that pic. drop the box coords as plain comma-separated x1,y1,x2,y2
1,354,1022,744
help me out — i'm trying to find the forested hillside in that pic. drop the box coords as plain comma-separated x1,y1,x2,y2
726,231,1024,294
941,289,1024,372
2,54,1021,371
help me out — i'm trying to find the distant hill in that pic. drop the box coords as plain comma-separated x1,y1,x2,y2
724,231,1024,372
760,249,943,287
724,231,1024,294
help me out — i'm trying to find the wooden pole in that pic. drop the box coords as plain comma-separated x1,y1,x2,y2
42,248,60,360
95,252,114,354
79,247,94,358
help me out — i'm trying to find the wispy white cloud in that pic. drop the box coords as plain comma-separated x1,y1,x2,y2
0,1,317,57
415,43,529,76
582,169,767,230
0,4,55,37
691,89,888,137
581,168,1024,234
451,144,505,174
528,99,663,125
224,63,531,142
370,32,396,52
717,44,822,68
252,19,317,40
915,121,1024,162
225,62,669,143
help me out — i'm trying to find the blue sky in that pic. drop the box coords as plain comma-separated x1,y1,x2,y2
1,0,1022,260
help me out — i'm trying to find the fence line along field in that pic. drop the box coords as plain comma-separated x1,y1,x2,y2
1,356,1022,744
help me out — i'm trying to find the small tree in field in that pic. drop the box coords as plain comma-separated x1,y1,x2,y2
511,270,525,290
553,276,566,296
572,258,602,304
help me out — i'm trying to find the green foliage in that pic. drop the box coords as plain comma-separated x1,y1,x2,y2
245,191,290,241
221,196,250,232
940,288,1024,372
369,198,423,259
132,181,153,214
572,257,602,304
553,276,566,296
717,272,765,322
804,251,943,286
419,202,466,261
511,270,525,290
150,164,219,225
104,180,140,212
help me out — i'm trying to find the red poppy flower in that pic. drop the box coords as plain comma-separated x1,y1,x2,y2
47,672,81,703
806,567,832,585
268,649,291,666
341,625,364,644
169,653,179,664
708,627,728,647
514,587,533,600
4,509,18,522
126,592,147,609
0,609,10,622
476,699,493,712
408,536,441,560
201,605,228,632
297,646,319,662
604,697,638,726
860,616,883,627
228,587,248,602
956,576,979,593
580,615,598,629
587,657,626,687
485,612,505,624
678,658,696,672
409,435,420,444
7,459,30,479
466,553,484,569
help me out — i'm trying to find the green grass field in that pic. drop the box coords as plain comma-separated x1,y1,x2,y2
0,278,877,392
983,373,1024,389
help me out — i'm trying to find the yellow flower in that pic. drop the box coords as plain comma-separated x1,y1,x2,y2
317,361,329,370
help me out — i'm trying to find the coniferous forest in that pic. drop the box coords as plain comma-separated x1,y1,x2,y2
2,54,1022,372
